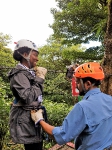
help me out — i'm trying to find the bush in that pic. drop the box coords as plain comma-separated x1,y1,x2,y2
0,77,11,150
43,100,73,126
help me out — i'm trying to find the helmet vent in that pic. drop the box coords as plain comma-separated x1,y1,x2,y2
88,64,90,68
82,66,84,70
33,43,36,47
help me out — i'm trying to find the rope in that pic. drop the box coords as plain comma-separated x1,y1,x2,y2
0,66,67,73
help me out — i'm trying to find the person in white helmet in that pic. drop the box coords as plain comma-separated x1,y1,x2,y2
8,39,47,150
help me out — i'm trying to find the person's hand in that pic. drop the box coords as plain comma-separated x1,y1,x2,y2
34,66,47,79
31,109,44,125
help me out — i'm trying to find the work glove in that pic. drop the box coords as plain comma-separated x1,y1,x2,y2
31,109,44,125
33,66,47,79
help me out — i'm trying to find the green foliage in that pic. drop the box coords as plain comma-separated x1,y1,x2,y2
42,100,74,149
2,144,24,150
43,100,73,126
0,32,14,150
0,33,15,81
44,72,75,105
38,42,66,71
0,77,11,150
0,32,12,46
61,44,104,63
50,0,107,45
0,47,15,68
38,42,79,104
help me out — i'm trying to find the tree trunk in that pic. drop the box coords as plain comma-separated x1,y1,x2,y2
101,0,112,95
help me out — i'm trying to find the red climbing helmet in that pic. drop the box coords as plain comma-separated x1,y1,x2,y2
74,62,104,80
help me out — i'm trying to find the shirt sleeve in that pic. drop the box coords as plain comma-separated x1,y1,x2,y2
52,103,87,145
11,72,43,104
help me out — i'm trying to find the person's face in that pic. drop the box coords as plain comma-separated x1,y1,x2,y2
75,77,92,96
30,50,39,68
75,78,84,96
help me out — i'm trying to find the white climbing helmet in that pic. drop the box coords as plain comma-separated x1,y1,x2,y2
14,39,38,52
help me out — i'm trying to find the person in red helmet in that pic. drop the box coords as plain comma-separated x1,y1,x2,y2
8,39,47,150
31,62,112,150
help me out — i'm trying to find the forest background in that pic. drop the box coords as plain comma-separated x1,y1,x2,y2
0,0,112,149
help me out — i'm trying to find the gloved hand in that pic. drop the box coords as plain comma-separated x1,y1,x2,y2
31,109,44,125
34,66,47,79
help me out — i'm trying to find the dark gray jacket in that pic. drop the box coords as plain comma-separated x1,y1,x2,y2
8,64,44,144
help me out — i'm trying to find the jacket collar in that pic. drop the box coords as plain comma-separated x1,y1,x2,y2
83,88,101,100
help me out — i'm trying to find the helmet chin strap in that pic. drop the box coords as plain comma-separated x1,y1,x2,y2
17,49,33,69
80,79,95,95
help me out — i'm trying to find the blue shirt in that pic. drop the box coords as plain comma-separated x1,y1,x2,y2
52,88,112,150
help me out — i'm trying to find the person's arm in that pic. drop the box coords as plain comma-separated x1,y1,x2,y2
31,109,55,139
31,109,54,135
11,72,43,104
31,104,87,145
39,120,54,136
